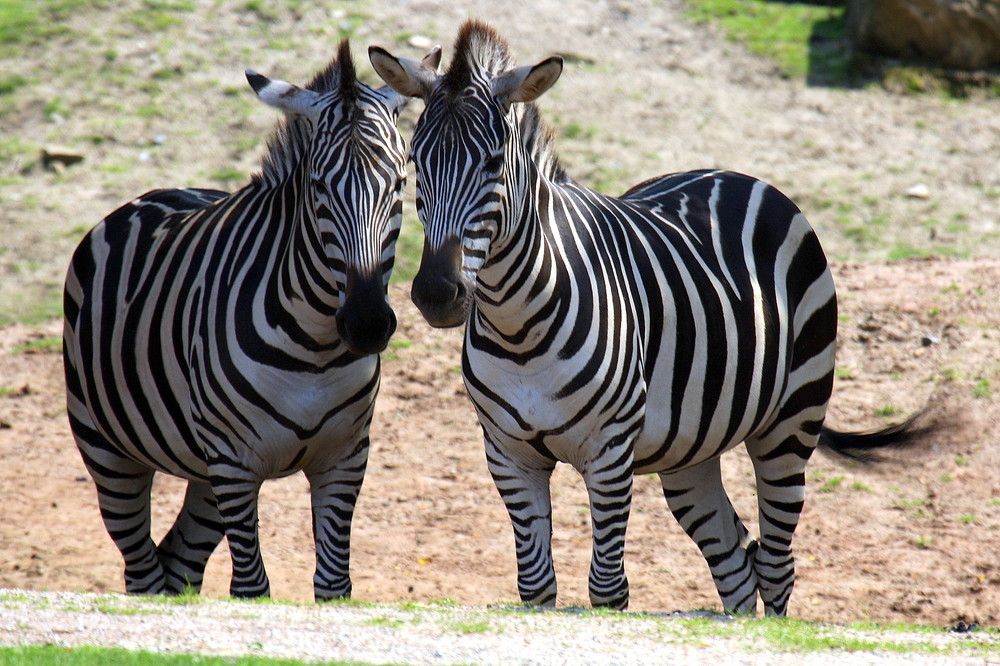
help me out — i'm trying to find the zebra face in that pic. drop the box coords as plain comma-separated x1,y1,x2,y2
310,91,409,354
249,47,409,355
370,38,562,329
406,88,510,328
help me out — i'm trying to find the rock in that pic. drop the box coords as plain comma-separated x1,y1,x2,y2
847,0,1000,69
41,146,84,171
905,183,931,199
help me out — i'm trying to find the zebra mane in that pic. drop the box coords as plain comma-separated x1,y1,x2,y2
252,40,358,186
443,19,515,92
518,103,570,185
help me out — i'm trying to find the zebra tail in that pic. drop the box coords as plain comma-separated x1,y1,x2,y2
817,411,938,463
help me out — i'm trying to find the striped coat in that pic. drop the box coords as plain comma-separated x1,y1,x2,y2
63,42,413,600
371,21,929,616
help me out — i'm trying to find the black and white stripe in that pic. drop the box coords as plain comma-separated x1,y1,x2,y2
372,21,929,616
63,42,411,600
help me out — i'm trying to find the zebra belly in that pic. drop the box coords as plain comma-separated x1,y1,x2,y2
191,359,379,479
463,351,643,473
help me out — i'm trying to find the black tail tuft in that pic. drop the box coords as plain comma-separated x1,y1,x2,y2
818,411,937,463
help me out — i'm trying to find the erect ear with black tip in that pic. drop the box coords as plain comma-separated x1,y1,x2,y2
245,69,322,120
369,45,440,99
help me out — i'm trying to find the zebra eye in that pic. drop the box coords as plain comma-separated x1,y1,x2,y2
483,154,503,174
312,178,330,195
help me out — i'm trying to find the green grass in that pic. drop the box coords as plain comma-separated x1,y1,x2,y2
0,645,380,665
0,289,63,327
11,335,62,354
683,0,849,83
392,213,423,284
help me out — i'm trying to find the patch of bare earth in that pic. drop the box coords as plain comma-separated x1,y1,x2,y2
1,259,997,628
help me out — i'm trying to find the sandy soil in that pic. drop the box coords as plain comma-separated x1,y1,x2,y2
1,259,998,627
0,0,998,630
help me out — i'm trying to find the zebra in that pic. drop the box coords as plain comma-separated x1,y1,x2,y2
369,20,932,616
63,41,429,600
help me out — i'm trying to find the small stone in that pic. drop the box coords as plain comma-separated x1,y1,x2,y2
905,183,931,199
407,34,434,50
921,334,939,347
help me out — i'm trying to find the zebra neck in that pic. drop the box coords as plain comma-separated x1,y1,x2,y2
252,174,343,351
473,174,566,343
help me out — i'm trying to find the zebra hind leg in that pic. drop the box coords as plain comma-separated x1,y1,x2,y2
306,437,370,602
486,436,558,607
77,436,167,595
156,480,225,594
659,457,758,615
745,427,818,617
208,466,269,598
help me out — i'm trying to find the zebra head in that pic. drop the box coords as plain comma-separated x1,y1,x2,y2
370,21,562,328
247,41,410,355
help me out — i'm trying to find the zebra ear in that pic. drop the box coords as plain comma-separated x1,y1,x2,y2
494,56,564,105
246,70,322,120
369,45,440,99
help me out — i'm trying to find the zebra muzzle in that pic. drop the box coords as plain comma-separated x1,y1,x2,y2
336,270,396,355
411,237,469,328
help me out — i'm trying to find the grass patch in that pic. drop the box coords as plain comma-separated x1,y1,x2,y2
683,0,849,83
392,212,423,284
11,336,62,354
0,645,374,665
0,289,63,327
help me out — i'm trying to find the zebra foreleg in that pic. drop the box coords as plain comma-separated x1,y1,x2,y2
745,429,817,617
486,436,558,607
156,480,224,594
582,437,634,609
659,458,758,615
306,438,370,602
208,469,269,599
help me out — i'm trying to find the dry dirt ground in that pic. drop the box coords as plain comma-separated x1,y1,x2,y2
1,260,999,628
0,0,998,632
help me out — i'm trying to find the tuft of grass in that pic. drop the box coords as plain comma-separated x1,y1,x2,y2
447,620,496,634
12,336,62,354
208,165,245,186
818,475,844,493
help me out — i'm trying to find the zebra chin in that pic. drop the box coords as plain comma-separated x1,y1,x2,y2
410,275,470,328
412,298,469,329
